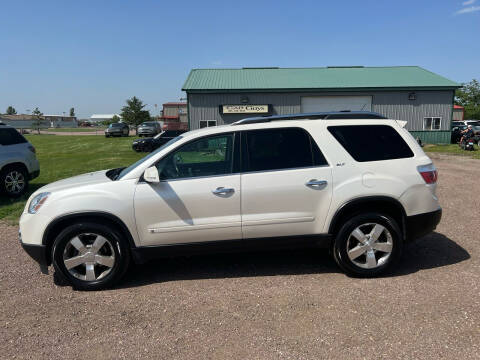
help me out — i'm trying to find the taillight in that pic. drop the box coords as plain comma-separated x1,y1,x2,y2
418,164,438,184
28,145,36,154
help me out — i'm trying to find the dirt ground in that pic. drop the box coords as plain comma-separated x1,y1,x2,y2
1,154,479,360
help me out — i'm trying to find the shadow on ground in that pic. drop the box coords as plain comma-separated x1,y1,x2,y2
118,232,470,289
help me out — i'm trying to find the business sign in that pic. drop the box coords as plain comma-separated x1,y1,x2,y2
221,105,270,114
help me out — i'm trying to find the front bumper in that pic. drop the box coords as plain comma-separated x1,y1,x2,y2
19,230,49,274
29,169,40,180
406,208,442,241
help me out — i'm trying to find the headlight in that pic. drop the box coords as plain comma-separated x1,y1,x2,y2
28,192,50,214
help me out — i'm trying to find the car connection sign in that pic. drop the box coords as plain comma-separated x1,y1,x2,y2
221,105,270,114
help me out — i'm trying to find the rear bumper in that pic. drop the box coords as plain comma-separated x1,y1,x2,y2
406,208,442,241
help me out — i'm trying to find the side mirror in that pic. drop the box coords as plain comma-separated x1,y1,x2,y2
144,166,160,183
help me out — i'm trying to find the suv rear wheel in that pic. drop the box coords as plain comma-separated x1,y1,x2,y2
0,165,28,197
333,213,403,277
52,222,130,290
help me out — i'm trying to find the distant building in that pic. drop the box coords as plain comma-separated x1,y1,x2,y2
161,102,188,130
0,114,77,128
90,114,121,123
453,105,464,121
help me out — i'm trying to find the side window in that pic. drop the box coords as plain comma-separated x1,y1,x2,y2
328,125,414,162
423,117,441,130
244,128,327,172
157,134,234,180
0,128,27,145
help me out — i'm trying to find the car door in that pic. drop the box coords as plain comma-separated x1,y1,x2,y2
240,127,333,239
134,132,242,246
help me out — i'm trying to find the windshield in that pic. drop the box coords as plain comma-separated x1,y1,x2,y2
117,136,183,179
472,126,480,131
109,123,122,128
141,122,155,126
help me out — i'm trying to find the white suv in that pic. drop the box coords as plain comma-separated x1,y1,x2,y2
19,112,441,290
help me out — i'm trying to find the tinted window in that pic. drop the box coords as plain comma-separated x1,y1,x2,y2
244,128,327,172
0,128,28,145
157,134,234,180
328,125,414,162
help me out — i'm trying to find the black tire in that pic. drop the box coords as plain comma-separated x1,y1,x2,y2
0,165,29,198
332,213,403,277
52,222,130,290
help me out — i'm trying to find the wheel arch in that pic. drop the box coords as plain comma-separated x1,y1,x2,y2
0,161,29,174
42,211,137,265
328,196,407,239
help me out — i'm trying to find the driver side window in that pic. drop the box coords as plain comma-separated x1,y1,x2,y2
156,134,234,180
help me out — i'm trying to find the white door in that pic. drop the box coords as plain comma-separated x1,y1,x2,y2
134,133,241,246
241,127,333,239
301,96,372,113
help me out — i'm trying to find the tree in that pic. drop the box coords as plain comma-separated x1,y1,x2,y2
6,106,17,115
455,79,480,120
120,96,151,132
31,107,44,134
70,107,75,117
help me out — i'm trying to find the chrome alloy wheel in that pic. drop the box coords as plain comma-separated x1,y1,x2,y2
5,170,25,194
63,233,116,281
346,223,393,269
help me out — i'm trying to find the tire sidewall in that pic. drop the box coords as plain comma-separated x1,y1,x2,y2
52,222,130,290
334,213,403,277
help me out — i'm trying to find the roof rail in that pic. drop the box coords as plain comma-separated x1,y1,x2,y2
231,111,387,125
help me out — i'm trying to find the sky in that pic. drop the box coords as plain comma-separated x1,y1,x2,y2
1,0,479,119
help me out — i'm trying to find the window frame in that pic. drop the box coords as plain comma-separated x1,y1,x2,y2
199,120,217,128
423,117,442,131
240,127,329,174
155,131,239,182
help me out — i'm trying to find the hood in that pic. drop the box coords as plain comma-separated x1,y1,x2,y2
38,170,112,193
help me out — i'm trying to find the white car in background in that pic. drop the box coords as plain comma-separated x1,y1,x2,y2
0,123,40,197
19,111,441,290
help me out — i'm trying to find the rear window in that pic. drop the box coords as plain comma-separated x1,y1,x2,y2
328,125,414,162
244,127,328,172
0,128,28,145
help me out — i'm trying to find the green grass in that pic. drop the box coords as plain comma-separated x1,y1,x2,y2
424,143,480,159
0,135,144,222
44,127,105,133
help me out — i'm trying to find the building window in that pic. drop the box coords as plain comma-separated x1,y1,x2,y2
199,120,217,128
423,117,441,130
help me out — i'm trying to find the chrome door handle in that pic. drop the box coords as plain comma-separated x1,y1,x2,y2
212,187,235,195
305,179,328,187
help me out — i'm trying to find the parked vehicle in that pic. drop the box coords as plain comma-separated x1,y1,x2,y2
137,121,162,137
19,111,442,290
451,125,467,144
105,123,129,137
132,130,187,152
0,123,40,197
459,136,475,151
463,120,480,127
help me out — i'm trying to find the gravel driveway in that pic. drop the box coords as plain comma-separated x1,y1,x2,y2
1,155,479,359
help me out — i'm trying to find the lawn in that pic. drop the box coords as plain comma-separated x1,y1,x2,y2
424,143,480,159
0,135,144,222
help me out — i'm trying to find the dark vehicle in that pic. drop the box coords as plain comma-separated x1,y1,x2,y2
451,125,467,144
137,121,162,137
451,121,464,127
105,122,129,137
132,130,186,152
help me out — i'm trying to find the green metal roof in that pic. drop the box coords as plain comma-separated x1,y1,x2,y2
182,66,460,92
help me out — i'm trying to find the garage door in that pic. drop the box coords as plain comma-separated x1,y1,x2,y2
301,96,372,113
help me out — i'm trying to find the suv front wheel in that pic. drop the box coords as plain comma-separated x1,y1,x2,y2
333,213,403,277
52,222,130,290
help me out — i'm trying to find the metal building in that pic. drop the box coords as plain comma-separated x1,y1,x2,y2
182,66,460,143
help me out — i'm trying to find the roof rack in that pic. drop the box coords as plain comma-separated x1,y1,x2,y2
231,111,387,125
